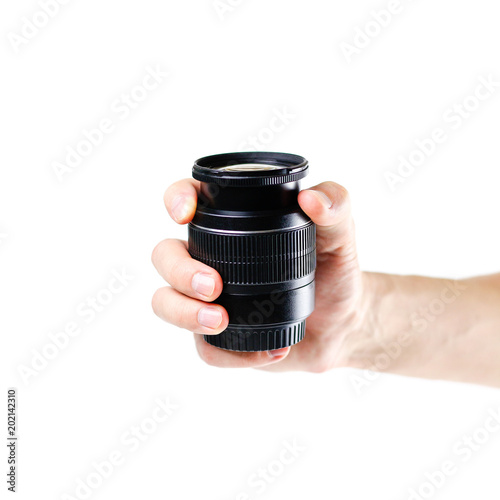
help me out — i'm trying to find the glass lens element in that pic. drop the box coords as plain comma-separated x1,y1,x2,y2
215,164,282,172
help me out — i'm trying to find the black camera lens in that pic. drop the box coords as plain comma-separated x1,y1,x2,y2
188,152,316,352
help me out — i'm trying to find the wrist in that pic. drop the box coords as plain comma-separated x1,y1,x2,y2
335,271,400,371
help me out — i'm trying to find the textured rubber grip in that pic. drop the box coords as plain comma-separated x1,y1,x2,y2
204,320,306,352
188,223,316,285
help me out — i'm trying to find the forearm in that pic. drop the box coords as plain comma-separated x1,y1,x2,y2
346,272,500,387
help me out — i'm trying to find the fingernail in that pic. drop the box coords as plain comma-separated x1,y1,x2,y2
192,273,215,298
198,307,223,329
171,195,189,222
267,347,289,359
312,190,333,209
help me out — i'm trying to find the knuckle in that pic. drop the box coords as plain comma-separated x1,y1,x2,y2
331,183,350,206
168,256,190,286
154,240,184,278
176,299,194,327
178,261,196,286
151,240,164,265
151,289,164,315
321,182,351,219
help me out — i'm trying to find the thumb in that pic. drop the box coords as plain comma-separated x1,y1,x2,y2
298,181,356,257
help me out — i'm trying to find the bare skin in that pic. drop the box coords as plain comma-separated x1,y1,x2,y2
152,180,500,387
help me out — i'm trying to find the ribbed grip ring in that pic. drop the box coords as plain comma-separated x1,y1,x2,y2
188,223,316,285
204,320,306,352
192,172,306,187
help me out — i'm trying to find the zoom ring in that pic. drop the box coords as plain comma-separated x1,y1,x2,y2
188,223,316,285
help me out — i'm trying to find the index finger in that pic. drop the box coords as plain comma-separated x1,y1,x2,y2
164,178,201,224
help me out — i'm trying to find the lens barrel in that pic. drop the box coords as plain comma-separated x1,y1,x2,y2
188,152,316,352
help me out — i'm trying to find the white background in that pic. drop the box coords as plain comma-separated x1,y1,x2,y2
2,0,500,499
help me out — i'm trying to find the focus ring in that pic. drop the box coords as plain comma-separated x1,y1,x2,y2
192,172,306,187
188,223,316,285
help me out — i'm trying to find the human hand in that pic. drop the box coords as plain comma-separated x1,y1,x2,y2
152,179,370,372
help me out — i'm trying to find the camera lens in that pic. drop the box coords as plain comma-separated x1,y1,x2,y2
188,152,316,352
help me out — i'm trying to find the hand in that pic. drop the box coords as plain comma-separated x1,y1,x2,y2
152,179,370,372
